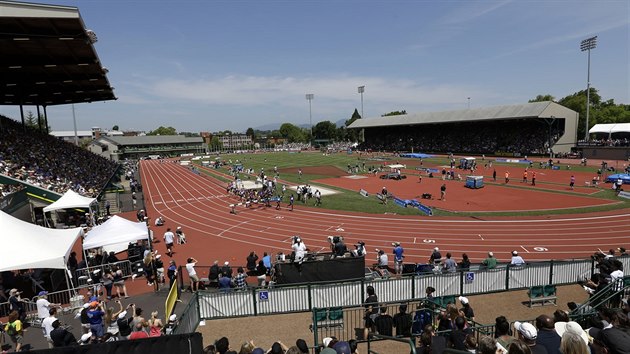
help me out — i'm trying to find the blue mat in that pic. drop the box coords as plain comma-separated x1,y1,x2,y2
400,153,434,159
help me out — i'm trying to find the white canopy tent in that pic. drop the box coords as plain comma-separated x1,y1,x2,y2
43,190,97,227
43,189,96,213
589,123,630,135
82,215,149,254
0,211,83,272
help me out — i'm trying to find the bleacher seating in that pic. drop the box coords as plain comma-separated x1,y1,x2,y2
527,285,557,307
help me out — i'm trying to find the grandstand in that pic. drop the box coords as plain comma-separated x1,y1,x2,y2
88,135,206,161
349,101,578,155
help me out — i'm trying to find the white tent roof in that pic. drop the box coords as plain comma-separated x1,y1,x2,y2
43,189,96,212
0,211,82,272
82,215,148,250
589,123,630,134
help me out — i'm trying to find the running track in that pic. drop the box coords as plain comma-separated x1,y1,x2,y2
140,160,630,267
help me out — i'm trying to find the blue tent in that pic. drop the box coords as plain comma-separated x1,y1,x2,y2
605,174,630,184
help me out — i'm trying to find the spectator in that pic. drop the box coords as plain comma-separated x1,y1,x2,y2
511,251,526,266
36,291,61,322
514,321,547,354
50,319,77,347
508,340,533,354
392,303,412,337
495,316,514,349
148,311,163,337
460,253,471,271
459,296,475,321
42,307,59,348
186,257,199,292
363,285,378,339
374,306,394,336
483,252,498,269
246,251,259,272
478,336,501,354
443,252,457,273
450,316,471,350
233,267,247,290
534,315,560,354
129,323,149,340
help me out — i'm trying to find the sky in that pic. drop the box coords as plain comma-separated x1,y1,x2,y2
1,0,629,133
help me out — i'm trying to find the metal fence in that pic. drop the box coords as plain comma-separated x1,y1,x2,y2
74,260,133,286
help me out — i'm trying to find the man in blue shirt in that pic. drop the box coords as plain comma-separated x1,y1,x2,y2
392,242,404,276
86,301,105,338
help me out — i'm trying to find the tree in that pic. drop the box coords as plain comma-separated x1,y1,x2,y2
147,126,177,135
112,125,119,131
382,110,407,117
313,121,337,141
209,136,222,151
179,131,200,137
24,111,38,130
528,94,555,103
278,123,306,143
245,127,255,141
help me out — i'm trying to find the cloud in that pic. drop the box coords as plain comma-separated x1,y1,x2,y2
439,0,512,25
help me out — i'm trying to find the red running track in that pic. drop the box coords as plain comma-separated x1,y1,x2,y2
139,160,630,270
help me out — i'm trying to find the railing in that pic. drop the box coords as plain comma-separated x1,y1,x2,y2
173,292,200,336
74,260,133,287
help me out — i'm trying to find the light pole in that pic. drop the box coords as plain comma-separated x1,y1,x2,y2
358,86,365,118
467,97,470,109
580,36,597,141
305,93,314,144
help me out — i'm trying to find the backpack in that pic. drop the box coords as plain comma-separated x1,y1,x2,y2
5,322,17,336
412,309,433,335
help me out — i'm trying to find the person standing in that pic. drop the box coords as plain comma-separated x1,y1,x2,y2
163,228,175,257
288,194,294,211
570,175,575,190
392,242,404,276
363,286,379,339
442,253,457,273
482,252,497,269
246,251,259,273
105,200,111,216
492,169,497,182
510,251,526,266
382,187,388,205
531,171,537,186
36,291,60,322
440,184,447,201
42,307,59,348
505,171,510,184
185,257,199,292
523,170,528,183
4,311,24,352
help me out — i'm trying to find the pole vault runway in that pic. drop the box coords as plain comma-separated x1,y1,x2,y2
140,160,630,266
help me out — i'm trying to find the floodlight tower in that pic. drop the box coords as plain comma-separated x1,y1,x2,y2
306,93,314,143
358,86,365,118
580,36,597,141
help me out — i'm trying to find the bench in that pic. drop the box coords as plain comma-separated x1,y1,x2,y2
310,307,344,331
528,285,557,307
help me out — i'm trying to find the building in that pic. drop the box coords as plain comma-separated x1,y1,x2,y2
50,127,124,143
88,135,205,161
349,101,578,154
218,134,253,149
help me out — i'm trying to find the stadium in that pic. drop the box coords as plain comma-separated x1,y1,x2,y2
1,1,630,354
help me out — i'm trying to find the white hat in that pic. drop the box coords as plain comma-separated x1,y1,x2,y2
458,296,469,305
434,247,439,251
155,254,161,259
514,321,537,340
392,242,400,246
117,311,127,319
224,261,229,265
80,333,92,342
554,321,588,345
177,226,182,230
512,251,518,256
323,337,333,347
488,252,494,257
169,314,177,321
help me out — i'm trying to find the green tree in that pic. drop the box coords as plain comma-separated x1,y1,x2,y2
147,126,177,135
112,125,119,131
313,121,337,141
279,123,306,143
343,109,362,142
24,111,38,130
245,127,255,141
382,110,407,117
179,132,200,137
528,94,555,103
209,136,222,150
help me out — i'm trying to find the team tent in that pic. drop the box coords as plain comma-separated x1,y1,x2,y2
43,189,97,213
82,215,149,253
589,123,630,138
605,174,630,185
0,211,83,272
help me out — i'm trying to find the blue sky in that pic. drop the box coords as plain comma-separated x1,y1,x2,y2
1,0,628,133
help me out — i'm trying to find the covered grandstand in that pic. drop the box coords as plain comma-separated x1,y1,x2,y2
349,101,578,155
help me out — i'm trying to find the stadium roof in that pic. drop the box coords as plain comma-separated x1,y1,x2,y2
0,1,116,106
99,136,204,146
348,101,572,129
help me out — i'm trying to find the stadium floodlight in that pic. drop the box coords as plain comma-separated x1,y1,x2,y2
467,97,471,109
358,86,365,118
306,94,314,144
580,36,597,141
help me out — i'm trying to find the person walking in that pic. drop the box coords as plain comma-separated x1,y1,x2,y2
492,169,497,182
505,171,510,184
531,171,537,186
392,242,404,277
163,228,175,257
440,184,446,201
570,175,575,190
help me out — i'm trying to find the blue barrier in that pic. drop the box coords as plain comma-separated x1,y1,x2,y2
393,198,433,215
